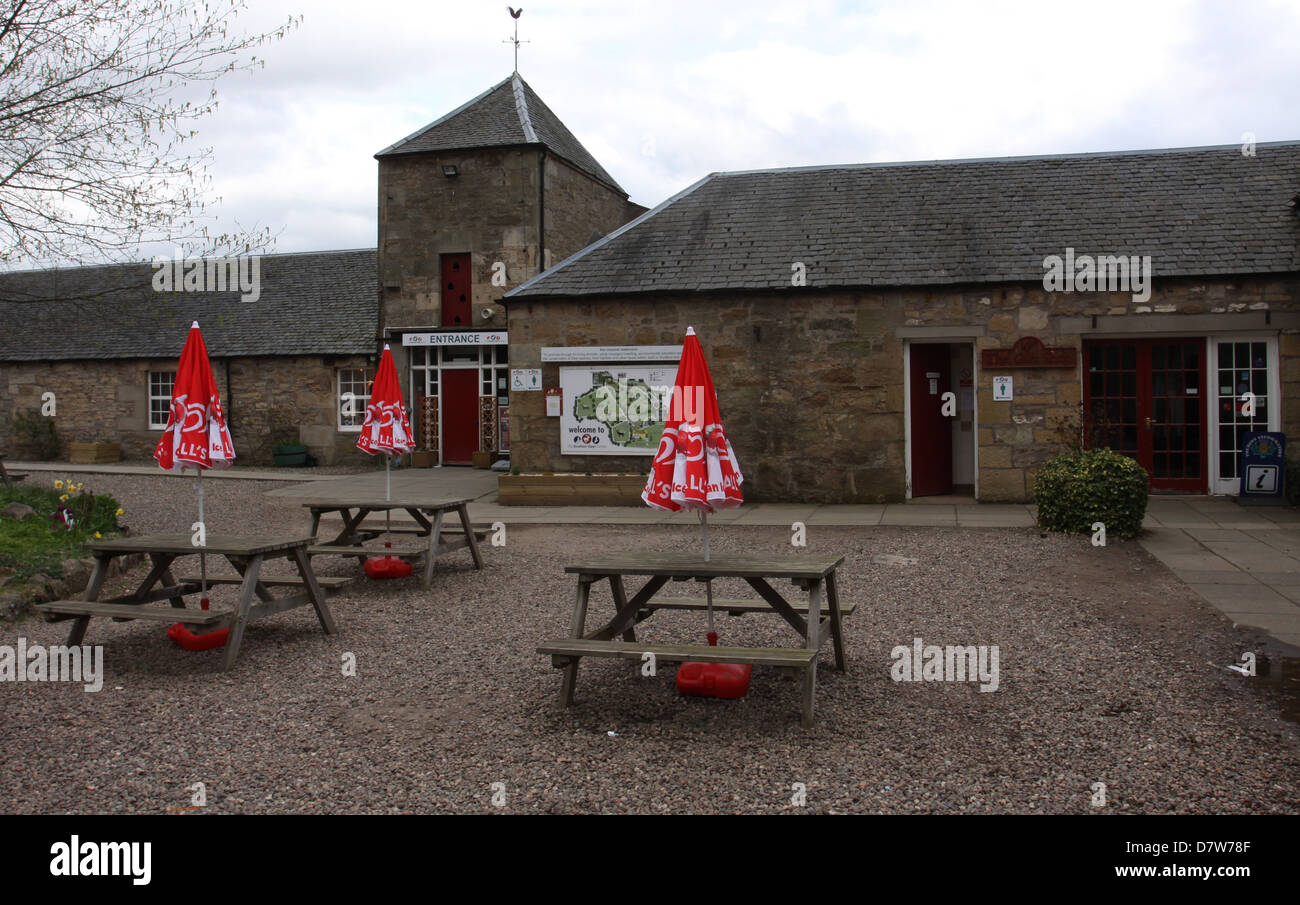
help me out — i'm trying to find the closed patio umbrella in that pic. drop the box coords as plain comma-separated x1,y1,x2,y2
153,321,236,614
643,326,744,643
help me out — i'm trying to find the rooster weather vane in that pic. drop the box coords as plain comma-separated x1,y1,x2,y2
505,7,529,72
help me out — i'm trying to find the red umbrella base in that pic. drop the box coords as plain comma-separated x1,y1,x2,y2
364,555,413,579
676,662,753,699
166,623,230,651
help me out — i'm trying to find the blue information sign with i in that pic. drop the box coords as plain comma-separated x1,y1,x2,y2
1239,432,1285,499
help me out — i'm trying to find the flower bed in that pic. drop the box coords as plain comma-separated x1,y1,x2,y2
0,479,125,579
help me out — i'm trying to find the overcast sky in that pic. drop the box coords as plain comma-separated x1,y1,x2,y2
194,0,1300,256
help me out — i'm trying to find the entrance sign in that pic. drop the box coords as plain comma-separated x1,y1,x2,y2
403,331,508,346
1239,432,1285,500
992,376,1013,401
542,345,681,363
559,364,678,455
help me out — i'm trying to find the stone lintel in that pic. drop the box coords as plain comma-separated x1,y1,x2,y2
895,325,986,338
1055,312,1297,335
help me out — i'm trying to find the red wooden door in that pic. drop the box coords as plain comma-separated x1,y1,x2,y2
440,369,479,465
1084,339,1206,492
909,344,953,496
441,253,471,327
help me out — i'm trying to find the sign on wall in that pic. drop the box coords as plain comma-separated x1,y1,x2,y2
403,331,508,346
542,345,681,363
511,368,541,391
993,376,1014,401
559,364,678,455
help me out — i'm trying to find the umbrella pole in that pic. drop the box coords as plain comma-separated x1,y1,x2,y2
197,468,208,607
698,510,715,643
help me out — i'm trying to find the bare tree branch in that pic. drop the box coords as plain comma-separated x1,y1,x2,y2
0,0,300,271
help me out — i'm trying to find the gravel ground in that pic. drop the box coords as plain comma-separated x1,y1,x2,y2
1,472,1297,814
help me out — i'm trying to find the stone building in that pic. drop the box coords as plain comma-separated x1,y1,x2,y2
504,143,1300,502
0,73,643,469
374,72,645,464
0,249,378,465
2,69,1296,503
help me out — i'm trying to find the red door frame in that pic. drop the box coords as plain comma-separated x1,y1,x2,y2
909,343,954,497
1083,338,1207,493
440,369,479,465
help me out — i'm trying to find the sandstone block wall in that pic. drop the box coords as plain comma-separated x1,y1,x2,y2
507,274,1300,503
0,355,371,467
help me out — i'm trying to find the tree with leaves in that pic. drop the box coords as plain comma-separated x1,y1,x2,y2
0,0,299,272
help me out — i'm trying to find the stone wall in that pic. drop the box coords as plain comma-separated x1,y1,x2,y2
506,274,1300,503
0,354,372,466
378,147,543,334
542,155,643,265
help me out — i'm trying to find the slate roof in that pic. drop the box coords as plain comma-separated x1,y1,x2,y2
507,142,1300,299
0,248,378,361
376,73,624,193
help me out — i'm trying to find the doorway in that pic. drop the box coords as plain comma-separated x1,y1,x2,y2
440,369,479,465
1083,338,1207,492
907,342,975,498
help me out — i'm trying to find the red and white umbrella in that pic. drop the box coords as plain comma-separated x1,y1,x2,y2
153,321,235,609
356,345,414,557
643,326,743,642
356,344,414,463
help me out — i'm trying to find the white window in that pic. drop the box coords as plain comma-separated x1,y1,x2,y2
148,371,175,430
337,368,370,431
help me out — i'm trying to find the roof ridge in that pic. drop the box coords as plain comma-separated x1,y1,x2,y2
511,72,539,144
715,140,1300,179
505,172,720,299
374,75,515,158
0,247,377,277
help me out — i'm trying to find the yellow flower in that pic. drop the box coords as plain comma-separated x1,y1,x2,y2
58,494,68,502
115,508,124,517
93,532,102,539
53,480,63,489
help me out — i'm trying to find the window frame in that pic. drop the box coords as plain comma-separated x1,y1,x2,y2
337,367,371,432
148,370,176,430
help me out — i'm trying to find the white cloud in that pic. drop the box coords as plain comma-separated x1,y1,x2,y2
158,0,1300,254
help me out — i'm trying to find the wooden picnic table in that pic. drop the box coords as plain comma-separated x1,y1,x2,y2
299,497,485,587
537,553,849,727
36,534,338,670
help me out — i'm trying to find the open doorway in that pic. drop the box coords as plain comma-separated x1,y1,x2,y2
907,342,975,499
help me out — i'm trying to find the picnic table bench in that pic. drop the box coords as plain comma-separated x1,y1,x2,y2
36,534,337,670
300,497,486,587
538,553,848,727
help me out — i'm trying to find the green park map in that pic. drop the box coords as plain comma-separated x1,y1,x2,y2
571,371,668,450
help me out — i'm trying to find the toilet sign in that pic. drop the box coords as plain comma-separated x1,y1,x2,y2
993,376,1013,401
511,368,541,391
1239,432,1285,499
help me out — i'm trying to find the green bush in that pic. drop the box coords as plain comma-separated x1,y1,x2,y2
12,408,60,460
1034,448,1149,539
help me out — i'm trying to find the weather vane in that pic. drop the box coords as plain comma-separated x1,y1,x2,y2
504,7,528,73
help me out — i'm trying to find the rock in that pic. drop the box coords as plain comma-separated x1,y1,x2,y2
60,558,92,593
0,502,35,521
0,592,28,621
